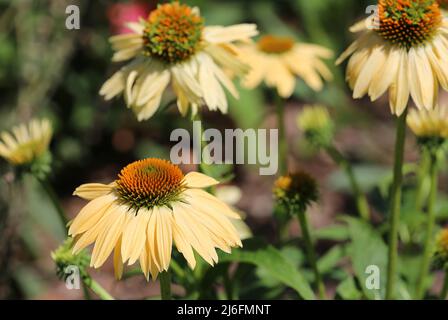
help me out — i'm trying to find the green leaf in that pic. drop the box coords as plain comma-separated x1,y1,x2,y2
318,245,346,275
328,165,391,193
220,246,315,300
336,276,362,300
314,224,350,241
344,217,388,299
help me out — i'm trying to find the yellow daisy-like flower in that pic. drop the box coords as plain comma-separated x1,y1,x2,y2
69,158,242,280
407,105,448,138
0,118,52,165
336,0,448,115
100,2,258,121
239,35,333,98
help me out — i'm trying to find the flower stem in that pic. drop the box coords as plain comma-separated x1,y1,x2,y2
415,149,430,212
296,207,326,299
416,152,438,299
159,271,172,300
441,270,448,300
385,109,408,300
82,281,92,300
325,145,370,220
83,277,114,300
36,176,68,231
275,95,287,175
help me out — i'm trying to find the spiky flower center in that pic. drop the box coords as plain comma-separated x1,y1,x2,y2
274,171,318,210
142,2,204,64
257,35,294,54
115,158,185,211
376,0,442,49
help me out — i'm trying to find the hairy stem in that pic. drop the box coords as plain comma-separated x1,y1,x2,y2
296,207,326,299
275,95,287,175
159,271,172,300
385,109,408,300
416,152,438,299
83,277,114,300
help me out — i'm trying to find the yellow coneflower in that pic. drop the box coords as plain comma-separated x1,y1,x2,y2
239,35,333,98
336,0,448,115
100,2,258,121
0,118,52,166
69,158,242,280
407,105,448,139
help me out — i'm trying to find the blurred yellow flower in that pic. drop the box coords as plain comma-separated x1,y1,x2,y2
434,228,448,269
239,35,333,97
336,0,448,115
0,118,52,166
69,158,242,280
407,106,448,138
100,2,258,121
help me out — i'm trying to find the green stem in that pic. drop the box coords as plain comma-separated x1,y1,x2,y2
441,270,448,300
275,95,287,175
36,177,68,230
159,271,172,300
415,149,430,212
385,109,408,300
83,277,114,300
82,281,92,300
296,207,326,299
416,152,438,299
325,145,370,220
193,113,205,173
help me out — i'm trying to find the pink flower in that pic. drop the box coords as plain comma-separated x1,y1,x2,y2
107,1,153,35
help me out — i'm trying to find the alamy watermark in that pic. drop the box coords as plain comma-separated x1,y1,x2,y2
170,121,279,176
64,265,81,290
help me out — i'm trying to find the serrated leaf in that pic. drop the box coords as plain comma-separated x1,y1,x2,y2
220,246,315,300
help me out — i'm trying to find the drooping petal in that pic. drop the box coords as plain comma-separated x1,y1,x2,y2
184,172,219,188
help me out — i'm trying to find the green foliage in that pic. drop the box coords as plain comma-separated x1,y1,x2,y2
220,245,315,299
344,217,388,299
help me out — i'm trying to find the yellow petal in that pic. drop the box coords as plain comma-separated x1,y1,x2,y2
184,172,219,189
73,183,115,200
114,236,124,280
68,194,116,236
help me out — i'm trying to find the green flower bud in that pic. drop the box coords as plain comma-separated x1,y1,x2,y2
297,105,334,148
51,238,90,281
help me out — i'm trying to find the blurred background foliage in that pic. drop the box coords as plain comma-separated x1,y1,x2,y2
1,0,447,300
